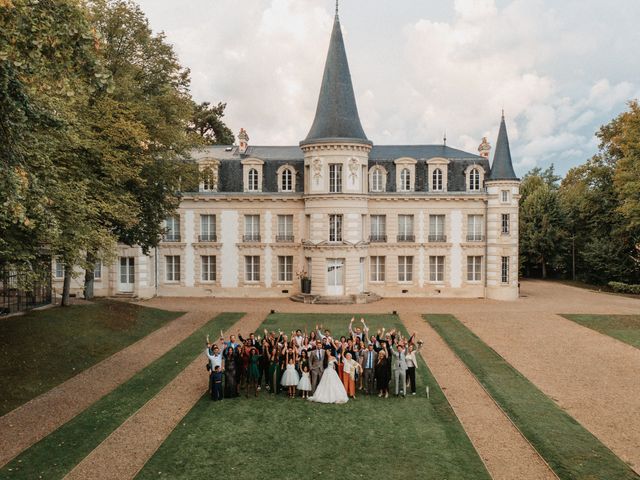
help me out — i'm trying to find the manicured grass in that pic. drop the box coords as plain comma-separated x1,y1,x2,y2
0,300,183,416
0,312,243,480
136,313,490,480
425,314,639,480
562,314,640,349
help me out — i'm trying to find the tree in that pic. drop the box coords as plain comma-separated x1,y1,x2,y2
189,101,235,145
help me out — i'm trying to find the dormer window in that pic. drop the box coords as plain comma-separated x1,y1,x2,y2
277,165,296,192
241,158,264,193
248,168,259,192
469,168,480,191
198,159,219,192
369,166,387,193
432,168,443,191
400,168,411,192
394,158,416,192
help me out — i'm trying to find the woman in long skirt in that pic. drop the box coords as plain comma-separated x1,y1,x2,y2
268,347,281,394
224,346,238,398
246,347,261,398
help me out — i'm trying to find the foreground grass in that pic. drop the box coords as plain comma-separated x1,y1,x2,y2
0,300,183,416
562,314,640,349
136,313,490,480
0,312,243,480
426,314,639,480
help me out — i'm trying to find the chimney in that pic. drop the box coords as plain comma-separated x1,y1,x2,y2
478,137,491,159
238,128,249,155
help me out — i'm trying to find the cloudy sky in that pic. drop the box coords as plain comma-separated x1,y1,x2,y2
134,0,640,176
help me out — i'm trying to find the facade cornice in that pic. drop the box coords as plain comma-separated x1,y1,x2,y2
301,142,372,154
182,194,304,203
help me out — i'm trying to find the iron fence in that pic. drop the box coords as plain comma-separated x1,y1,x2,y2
0,263,52,316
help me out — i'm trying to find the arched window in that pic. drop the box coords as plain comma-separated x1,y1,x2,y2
432,168,443,191
281,168,293,192
248,168,259,192
400,168,411,192
469,168,480,191
371,168,383,192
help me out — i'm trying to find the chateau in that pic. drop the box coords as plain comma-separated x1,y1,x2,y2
54,11,520,302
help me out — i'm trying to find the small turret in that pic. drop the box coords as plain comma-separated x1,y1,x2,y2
238,128,249,155
490,114,518,180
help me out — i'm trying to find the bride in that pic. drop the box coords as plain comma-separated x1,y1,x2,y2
309,352,348,404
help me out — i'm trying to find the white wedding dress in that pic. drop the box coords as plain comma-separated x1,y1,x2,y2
308,359,348,404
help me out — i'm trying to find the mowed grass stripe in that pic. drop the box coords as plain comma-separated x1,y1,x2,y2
425,314,639,480
136,313,490,480
562,314,640,349
0,312,243,480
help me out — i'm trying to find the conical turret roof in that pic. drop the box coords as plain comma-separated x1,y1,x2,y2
301,13,370,146
490,114,518,180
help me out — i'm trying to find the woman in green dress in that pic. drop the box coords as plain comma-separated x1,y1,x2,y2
246,347,261,397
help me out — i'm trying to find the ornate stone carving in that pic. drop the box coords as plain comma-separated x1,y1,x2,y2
348,158,359,183
312,157,322,185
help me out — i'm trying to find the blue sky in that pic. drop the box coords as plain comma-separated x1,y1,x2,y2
134,0,640,177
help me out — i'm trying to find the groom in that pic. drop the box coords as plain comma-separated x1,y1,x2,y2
309,340,325,393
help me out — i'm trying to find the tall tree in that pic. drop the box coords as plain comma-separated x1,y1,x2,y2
189,101,235,145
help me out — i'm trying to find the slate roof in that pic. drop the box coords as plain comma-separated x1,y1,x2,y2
490,115,518,180
301,14,370,146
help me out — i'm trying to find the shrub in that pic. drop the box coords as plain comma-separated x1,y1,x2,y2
608,281,640,295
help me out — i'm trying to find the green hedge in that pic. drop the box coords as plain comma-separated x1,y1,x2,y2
608,281,640,294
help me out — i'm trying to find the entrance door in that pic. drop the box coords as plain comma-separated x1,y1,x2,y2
359,257,365,293
119,257,135,293
326,258,344,296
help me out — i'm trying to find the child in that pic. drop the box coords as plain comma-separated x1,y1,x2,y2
297,364,312,399
211,366,224,401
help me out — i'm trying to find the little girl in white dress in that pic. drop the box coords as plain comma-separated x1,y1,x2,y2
297,365,312,399
281,354,300,398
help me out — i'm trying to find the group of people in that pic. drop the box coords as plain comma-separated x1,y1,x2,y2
205,317,423,404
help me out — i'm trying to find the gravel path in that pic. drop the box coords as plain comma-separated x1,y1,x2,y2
0,310,215,468
63,312,268,480
401,311,557,480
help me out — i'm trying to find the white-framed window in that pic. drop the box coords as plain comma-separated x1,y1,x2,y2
400,168,411,192
371,167,385,192
202,168,215,192
469,168,481,191
398,214,414,242
94,261,102,280
432,168,443,191
329,214,343,242
501,214,510,235
164,215,180,242
329,164,342,193
278,256,293,282
201,256,216,282
281,168,293,192
429,256,445,282
370,215,386,242
398,256,413,282
277,215,294,242
245,256,260,282
370,256,385,282
248,168,259,192
54,258,64,279
467,256,482,282
200,214,216,242
244,215,260,242
501,256,510,283
467,215,483,241
166,255,180,282
501,190,510,203
429,215,446,242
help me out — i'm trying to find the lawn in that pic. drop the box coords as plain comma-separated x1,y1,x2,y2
562,314,640,349
425,314,639,480
0,300,183,416
135,313,490,480
0,313,243,480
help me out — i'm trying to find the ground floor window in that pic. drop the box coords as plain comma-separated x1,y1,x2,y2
467,256,482,282
370,256,385,282
201,256,216,282
166,255,180,282
54,258,64,279
245,256,260,282
429,256,445,282
93,261,102,280
501,256,510,283
278,256,293,282
398,256,413,282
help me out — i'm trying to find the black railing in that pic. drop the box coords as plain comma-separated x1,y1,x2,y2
163,235,181,242
198,234,217,242
466,234,484,242
243,234,261,243
428,235,447,243
397,234,415,242
369,235,387,243
1,264,52,316
276,235,294,243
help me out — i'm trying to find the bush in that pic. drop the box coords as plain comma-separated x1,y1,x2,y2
608,281,640,295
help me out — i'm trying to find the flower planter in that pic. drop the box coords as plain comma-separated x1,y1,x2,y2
301,278,312,294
